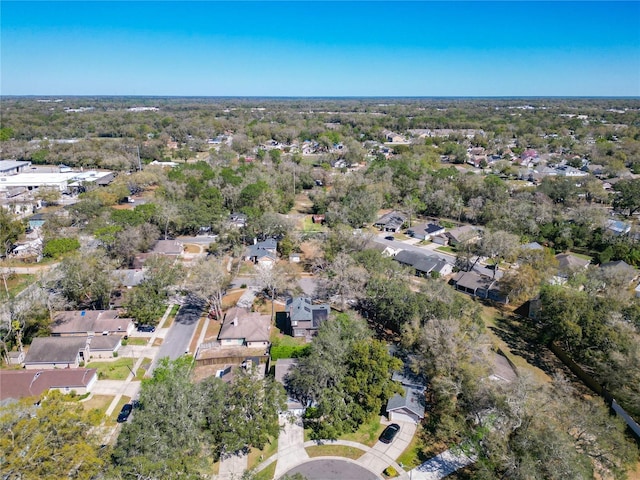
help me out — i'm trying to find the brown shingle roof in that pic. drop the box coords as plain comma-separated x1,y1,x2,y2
218,308,270,343
51,310,133,335
0,368,97,401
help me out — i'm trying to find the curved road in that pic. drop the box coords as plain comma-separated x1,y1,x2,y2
282,458,381,480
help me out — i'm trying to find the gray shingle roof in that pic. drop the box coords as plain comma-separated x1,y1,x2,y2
386,385,425,418
24,337,87,364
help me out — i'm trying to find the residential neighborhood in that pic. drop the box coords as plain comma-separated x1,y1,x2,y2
1,96,640,480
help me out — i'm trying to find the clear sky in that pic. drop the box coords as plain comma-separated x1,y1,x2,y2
2,1,639,96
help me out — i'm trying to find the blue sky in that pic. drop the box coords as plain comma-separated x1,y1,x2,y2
2,1,639,96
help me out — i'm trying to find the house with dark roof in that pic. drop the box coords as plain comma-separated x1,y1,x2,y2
394,251,453,277
285,297,330,337
374,211,407,232
50,310,134,337
407,223,445,240
386,367,427,424
217,307,271,349
0,368,98,403
451,271,508,303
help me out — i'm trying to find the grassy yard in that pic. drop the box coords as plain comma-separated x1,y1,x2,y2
435,246,456,254
306,444,365,459
136,357,153,379
0,274,36,300
252,463,276,480
340,416,386,447
301,216,327,233
396,428,427,469
247,437,279,469
81,394,113,413
124,337,148,346
87,358,134,381
568,251,593,261
107,395,131,425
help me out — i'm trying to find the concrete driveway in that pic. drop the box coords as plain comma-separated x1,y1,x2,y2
357,420,416,478
274,415,309,479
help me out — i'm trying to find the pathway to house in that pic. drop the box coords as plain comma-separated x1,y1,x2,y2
251,417,476,480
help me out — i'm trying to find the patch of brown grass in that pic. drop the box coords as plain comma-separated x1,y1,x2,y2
222,290,245,309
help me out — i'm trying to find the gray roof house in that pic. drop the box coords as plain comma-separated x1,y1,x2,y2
394,251,453,277
286,297,330,337
407,223,445,240
112,269,146,288
245,238,278,264
274,358,305,414
23,337,89,370
374,211,407,232
386,367,427,424
452,271,508,303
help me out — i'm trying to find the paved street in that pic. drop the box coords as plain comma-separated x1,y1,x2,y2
149,294,204,373
284,458,381,480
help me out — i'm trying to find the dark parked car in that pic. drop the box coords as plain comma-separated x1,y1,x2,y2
379,423,401,444
384,235,395,241
137,324,155,333
117,404,133,423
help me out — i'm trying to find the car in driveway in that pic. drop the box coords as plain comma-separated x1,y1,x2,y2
379,423,401,444
137,324,155,333
117,404,133,423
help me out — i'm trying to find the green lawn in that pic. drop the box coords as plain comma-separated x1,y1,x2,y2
247,437,278,469
306,444,365,459
568,251,593,261
107,395,131,425
124,337,148,346
252,463,276,480
87,358,134,380
396,428,425,468
340,416,386,447
435,246,456,254
301,216,327,233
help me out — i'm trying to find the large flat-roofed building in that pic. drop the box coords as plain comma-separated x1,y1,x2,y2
0,170,114,192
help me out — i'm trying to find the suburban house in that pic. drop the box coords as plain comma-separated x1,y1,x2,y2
50,310,134,337
112,269,146,288
555,253,590,281
451,271,508,303
23,337,89,369
374,211,407,232
394,250,453,277
600,260,638,284
285,297,330,337
229,213,247,228
23,336,121,369
0,368,98,403
274,358,305,415
244,238,278,266
151,239,184,255
217,307,271,349
407,222,446,241
386,367,427,424
432,225,479,246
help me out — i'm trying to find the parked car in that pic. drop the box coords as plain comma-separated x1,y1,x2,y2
384,235,395,241
137,324,155,333
379,423,401,444
117,404,133,423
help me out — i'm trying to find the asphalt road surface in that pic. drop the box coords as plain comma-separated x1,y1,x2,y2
283,459,381,480
149,294,204,373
